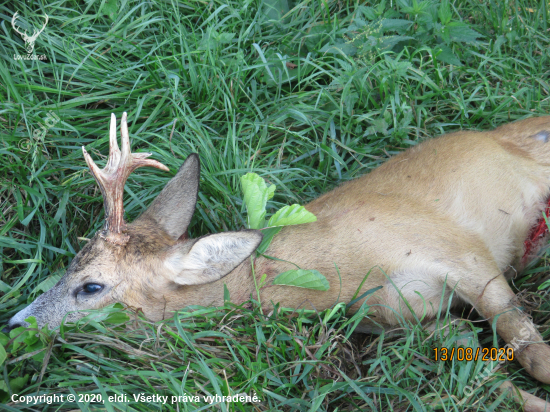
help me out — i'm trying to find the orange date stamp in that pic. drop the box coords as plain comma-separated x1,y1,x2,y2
433,347,514,362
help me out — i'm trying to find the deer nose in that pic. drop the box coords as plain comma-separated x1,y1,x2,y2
2,322,23,334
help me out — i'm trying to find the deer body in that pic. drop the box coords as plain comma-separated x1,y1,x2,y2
7,114,550,410
160,118,550,323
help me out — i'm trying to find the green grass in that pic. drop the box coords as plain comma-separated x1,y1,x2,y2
0,0,549,410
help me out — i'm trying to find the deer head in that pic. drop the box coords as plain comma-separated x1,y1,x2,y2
11,12,49,54
5,113,262,330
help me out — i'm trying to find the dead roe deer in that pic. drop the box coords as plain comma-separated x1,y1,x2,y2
6,113,550,410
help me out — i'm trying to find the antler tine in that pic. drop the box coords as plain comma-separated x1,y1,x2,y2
105,113,121,173
40,14,49,31
11,12,26,37
82,112,170,245
119,112,131,169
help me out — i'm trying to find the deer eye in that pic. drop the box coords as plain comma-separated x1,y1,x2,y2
81,283,103,294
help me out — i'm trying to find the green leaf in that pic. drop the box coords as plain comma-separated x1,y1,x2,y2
305,24,333,50
433,45,462,66
257,56,316,88
9,317,39,352
344,92,359,116
241,173,274,229
445,22,481,43
376,0,388,15
267,204,317,227
272,269,330,290
217,33,235,44
101,0,118,21
0,279,10,293
438,0,452,25
7,375,29,394
267,183,276,200
359,6,378,20
224,284,230,302
378,35,415,51
0,333,8,348
366,118,389,136
104,310,130,325
320,40,357,56
494,34,507,52
0,344,6,367
257,226,283,254
381,19,414,32
263,0,289,21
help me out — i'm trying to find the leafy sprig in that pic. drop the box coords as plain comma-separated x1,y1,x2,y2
240,173,329,292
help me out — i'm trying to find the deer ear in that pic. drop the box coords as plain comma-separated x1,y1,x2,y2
163,230,263,285
138,154,200,240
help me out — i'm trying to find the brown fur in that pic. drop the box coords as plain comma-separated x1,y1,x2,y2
8,116,550,411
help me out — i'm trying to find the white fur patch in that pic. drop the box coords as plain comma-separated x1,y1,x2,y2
164,232,261,285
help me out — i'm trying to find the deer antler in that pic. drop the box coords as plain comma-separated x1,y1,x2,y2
11,12,25,38
11,12,49,54
30,14,49,42
82,113,169,245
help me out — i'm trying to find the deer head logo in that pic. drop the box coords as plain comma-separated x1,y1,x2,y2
11,12,49,54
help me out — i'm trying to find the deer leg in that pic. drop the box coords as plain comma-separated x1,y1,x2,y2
378,263,550,412
384,256,550,383
499,380,549,412
387,260,550,410
443,266,550,385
